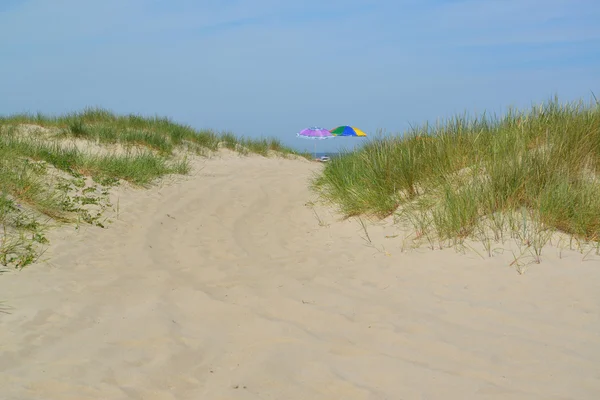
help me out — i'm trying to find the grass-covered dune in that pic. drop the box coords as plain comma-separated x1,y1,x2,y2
0,108,308,268
313,98,600,250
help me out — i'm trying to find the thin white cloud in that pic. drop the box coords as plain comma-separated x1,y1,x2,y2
0,0,378,47
421,0,600,45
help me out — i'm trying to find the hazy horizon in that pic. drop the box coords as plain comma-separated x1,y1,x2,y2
1,0,599,153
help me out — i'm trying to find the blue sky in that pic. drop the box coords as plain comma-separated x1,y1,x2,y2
1,0,599,152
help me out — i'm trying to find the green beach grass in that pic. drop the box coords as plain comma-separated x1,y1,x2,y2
313,97,600,255
0,108,309,268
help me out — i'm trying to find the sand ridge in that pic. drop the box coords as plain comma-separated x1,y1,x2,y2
1,153,599,399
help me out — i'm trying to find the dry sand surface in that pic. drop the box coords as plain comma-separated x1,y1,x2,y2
1,152,600,400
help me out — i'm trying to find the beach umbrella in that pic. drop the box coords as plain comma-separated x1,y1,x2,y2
329,125,368,137
296,126,334,140
296,127,335,158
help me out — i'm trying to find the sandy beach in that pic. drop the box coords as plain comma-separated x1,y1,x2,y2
1,152,599,400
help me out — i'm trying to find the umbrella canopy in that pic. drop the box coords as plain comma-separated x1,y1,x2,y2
329,126,367,137
296,127,335,140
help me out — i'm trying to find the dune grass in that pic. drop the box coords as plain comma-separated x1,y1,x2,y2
0,107,308,157
313,97,600,252
0,143,58,267
0,108,308,269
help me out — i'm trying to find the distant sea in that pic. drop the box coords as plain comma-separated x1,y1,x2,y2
313,152,340,159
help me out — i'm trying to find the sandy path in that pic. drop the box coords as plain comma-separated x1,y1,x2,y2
1,154,599,399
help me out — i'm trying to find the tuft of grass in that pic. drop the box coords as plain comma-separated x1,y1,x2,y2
313,96,600,252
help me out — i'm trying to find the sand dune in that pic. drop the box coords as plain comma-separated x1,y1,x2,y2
1,153,599,399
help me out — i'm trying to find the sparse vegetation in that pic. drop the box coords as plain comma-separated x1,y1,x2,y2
0,108,309,269
313,97,600,263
